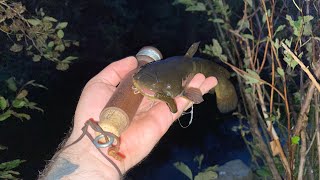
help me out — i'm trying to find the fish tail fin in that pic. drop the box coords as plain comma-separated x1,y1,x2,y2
214,79,238,113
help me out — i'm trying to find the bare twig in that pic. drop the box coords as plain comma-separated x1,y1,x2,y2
293,61,320,168
256,85,291,175
306,130,317,155
244,92,282,179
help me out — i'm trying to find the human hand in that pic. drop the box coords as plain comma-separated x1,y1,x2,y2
43,56,217,179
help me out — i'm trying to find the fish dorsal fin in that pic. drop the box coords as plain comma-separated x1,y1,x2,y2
185,42,200,58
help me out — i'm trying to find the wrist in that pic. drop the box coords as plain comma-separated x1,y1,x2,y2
41,136,122,180
64,145,121,180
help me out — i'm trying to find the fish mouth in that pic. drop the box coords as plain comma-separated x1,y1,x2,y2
132,79,156,97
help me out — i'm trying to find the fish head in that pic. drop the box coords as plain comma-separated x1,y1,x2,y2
132,69,178,98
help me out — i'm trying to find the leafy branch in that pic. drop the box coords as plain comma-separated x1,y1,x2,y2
0,0,79,70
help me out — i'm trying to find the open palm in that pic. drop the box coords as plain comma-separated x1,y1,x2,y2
66,56,217,174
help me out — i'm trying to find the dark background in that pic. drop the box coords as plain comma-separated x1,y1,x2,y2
0,0,249,179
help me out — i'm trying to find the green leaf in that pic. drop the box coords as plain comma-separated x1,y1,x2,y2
73,41,80,46
211,39,222,56
208,18,224,24
0,173,14,179
291,136,300,145
12,99,26,108
57,29,64,39
16,34,23,41
283,49,298,69
0,110,12,121
242,34,254,40
173,162,193,180
204,165,218,172
56,22,68,29
25,102,44,112
194,171,218,180
272,38,280,52
284,38,292,47
193,154,204,169
237,18,250,30
244,0,253,7
26,80,47,89
27,19,41,26
186,3,206,11
43,16,58,22
245,87,253,93
6,77,17,92
62,56,78,63
9,43,23,52
276,67,284,78
16,90,28,99
172,0,192,5
56,62,69,71
286,15,314,37
274,25,285,36
65,42,71,47
0,96,7,110
303,22,312,36
32,55,41,62
244,69,260,84
303,15,314,22
0,159,25,170
12,112,31,120
48,41,55,48
0,145,7,150
220,54,227,62
55,44,65,52
256,167,271,177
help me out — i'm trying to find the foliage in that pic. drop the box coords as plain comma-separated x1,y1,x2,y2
0,77,45,122
174,154,218,180
175,0,320,179
0,1,78,178
0,159,25,180
0,0,79,70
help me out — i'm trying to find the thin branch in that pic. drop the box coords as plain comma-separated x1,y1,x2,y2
298,130,307,180
244,92,282,179
256,85,291,175
281,42,320,92
305,129,316,155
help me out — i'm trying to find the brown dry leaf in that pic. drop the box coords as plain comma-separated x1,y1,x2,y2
270,140,280,156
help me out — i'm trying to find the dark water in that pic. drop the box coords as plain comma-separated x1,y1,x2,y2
0,0,249,179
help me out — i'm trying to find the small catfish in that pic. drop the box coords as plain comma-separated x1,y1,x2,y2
132,42,238,113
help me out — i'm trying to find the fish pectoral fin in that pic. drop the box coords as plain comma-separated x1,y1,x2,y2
155,92,177,113
182,87,204,104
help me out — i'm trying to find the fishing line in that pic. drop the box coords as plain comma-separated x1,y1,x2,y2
48,119,122,177
178,105,194,128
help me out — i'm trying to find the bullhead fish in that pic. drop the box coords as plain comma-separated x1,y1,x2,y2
132,42,238,113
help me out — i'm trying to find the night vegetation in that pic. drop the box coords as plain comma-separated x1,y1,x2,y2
1,0,320,179
174,0,320,179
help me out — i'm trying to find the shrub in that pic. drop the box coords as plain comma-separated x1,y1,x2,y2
175,0,320,179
